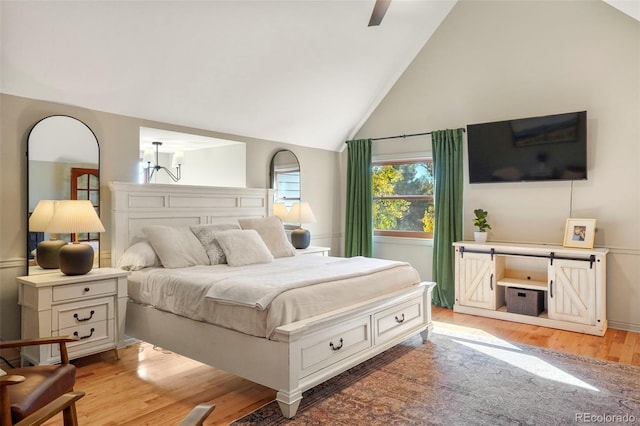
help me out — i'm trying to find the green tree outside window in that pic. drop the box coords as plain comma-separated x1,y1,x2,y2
372,159,434,238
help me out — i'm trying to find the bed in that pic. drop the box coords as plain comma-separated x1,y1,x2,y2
109,181,435,418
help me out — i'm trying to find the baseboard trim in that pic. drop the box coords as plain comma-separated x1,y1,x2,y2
608,320,640,333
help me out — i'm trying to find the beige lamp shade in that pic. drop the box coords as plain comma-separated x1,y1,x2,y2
46,200,105,235
171,151,185,168
29,200,60,231
30,200,67,269
285,202,317,224
142,147,154,163
272,203,288,221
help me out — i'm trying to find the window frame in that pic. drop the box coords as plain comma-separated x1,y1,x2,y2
372,157,434,239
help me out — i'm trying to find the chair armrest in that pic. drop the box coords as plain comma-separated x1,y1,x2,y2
0,336,78,350
0,336,79,365
178,404,216,426
14,391,85,426
0,374,26,387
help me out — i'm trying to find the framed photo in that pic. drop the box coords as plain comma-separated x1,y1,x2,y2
563,218,596,249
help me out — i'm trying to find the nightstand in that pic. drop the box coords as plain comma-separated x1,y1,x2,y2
295,246,331,256
17,268,130,365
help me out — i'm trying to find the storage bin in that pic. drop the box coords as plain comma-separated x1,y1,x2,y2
506,287,544,316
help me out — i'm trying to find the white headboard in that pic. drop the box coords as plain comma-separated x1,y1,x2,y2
109,182,274,265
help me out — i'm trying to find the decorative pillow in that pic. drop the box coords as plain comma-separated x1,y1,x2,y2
190,223,240,265
143,225,210,269
116,240,160,271
238,216,296,258
216,229,274,267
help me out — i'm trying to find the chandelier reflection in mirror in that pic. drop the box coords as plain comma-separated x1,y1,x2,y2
143,141,184,182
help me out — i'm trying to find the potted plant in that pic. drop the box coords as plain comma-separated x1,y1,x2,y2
473,208,491,243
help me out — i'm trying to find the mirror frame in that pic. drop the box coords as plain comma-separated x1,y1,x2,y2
270,149,300,194
26,115,101,275
269,149,300,187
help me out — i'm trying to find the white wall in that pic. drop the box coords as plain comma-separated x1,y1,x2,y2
351,0,640,331
147,144,247,188
179,144,246,188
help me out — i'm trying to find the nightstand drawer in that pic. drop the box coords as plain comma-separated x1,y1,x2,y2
54,297,113,330
373,297,424,345
52,279,116,302
53,320,115,356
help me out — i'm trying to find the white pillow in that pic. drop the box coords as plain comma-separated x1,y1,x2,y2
238,216,296,258
116,241,160,271
190,223,240,265
216,229,274,267
143,225,210,269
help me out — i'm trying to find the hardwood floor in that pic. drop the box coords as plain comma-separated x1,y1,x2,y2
44,307,639,425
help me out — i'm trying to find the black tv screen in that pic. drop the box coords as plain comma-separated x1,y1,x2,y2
467,111,587,183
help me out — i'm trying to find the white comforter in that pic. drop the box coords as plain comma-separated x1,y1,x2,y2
204,255,409,309
128,255,421,340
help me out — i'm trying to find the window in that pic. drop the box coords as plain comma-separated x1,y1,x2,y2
372,158,434,238
274,170,300,208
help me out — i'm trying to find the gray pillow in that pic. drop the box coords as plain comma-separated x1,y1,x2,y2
143,225,210,268
238,216,296,258
190,223,240,265
216,229,274,267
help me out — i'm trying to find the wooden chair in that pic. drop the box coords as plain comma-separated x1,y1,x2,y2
1,337,215,426
0,336,80,426
178,404,216,426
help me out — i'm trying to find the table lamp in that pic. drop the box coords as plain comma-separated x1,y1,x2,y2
285,202,316,249
46,200,105,275
29,200,68,269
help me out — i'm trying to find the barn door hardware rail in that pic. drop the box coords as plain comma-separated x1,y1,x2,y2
458,246,597,269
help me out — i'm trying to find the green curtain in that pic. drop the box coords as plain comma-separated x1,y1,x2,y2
345,138,373,257
431,129,464,308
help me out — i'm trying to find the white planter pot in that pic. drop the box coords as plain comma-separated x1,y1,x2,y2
474,231,488,243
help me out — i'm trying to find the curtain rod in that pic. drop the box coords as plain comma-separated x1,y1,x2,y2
345,128,466,144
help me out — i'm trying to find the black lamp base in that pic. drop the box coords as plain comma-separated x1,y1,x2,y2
59,243,95,275
36,239,68,269
291,228,310,249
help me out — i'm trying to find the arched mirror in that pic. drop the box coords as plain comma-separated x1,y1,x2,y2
270,150,300,209
27,115,100,274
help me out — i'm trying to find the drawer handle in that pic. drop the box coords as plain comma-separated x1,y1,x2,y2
83,287,91,293
329,338,343,351
73,310,95,322
74,328,95,340
395,313,405,323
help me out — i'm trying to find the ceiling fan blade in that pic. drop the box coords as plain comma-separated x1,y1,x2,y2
368,0,392,27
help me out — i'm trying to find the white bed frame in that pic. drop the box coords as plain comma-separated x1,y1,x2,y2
109,182,435,418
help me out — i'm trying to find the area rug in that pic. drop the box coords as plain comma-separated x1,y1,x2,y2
232,327,639,425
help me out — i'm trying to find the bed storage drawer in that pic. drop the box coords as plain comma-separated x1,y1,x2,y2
373,297,424,345
298,315,372,378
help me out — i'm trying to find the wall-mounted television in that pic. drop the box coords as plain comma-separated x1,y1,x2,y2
467,111,587,183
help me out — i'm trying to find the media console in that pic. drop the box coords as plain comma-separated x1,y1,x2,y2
453,241,608,336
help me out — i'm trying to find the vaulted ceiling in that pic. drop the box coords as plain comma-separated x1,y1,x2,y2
1,1,637,152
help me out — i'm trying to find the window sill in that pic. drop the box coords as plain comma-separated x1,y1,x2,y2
374,235,433,247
